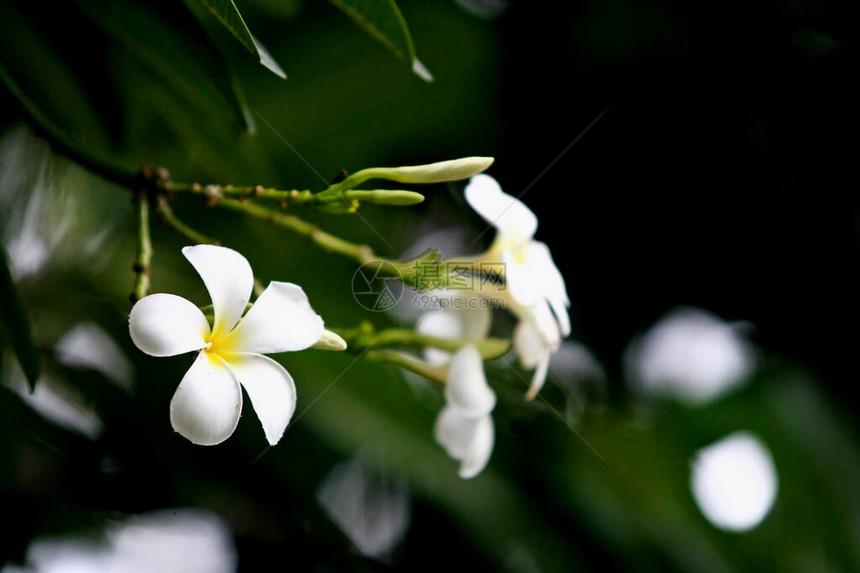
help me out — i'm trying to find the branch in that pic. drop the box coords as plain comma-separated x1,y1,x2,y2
155,195,219,245
336,324,511,361
169,182,424,210
130,191,153,301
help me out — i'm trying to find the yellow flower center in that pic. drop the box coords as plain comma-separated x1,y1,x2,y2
204,334,231,357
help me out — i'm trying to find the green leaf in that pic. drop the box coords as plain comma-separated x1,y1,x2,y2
0,245,40,393
327,0,433,81
192,0,287,78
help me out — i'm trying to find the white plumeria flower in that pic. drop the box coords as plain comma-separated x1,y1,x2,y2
464,174,570,398
129,245,324,446
433,345,496,479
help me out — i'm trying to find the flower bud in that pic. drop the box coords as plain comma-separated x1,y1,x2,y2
343,189,425,205
312,329,348,351
380,157,494,184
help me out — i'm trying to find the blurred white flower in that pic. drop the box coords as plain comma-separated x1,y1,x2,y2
128,245,324,446
56,322,134,391
464,174,570,398
0,124,122,280
434,345,496,479
2,356,103,440
2,508,237,573
1,321,135,440
317,456,411,558
690,431,778,532
626,307,755,406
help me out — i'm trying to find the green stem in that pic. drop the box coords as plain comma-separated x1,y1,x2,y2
131,191,153,301
155,196,219,245
171,182,423,209
334,323,511,361
214,198,448,284
364,349,448,384
209,197,480,291
215,198,379,266
172,182,313,203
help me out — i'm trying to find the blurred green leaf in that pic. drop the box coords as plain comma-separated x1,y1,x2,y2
326,0,433,81
191,0,287,78
0,0,253,174
791,29,841,57
0,2,114,156
71,0,253,131
0,245,39,393
0,61,138,188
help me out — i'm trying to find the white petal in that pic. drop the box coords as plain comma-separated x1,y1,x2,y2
524,348,552,400
458,415,494,479
548,296,572,339
523,241,570,336
182,245,254,338
514,313,556,399
503,249,542,306
169,352,242,445
502,241,571,338
455,305,492,340
221,352,296,446
433,407,494,479
417,306,492,366
465,174,537,245
512,301,561,351
433,406,477,459
416,309,463,339
421,347,452,368
445,346,495,417
129,293,210,357
513,316,547,369
416,310,461,366
223,282,324,354
532,302,564,350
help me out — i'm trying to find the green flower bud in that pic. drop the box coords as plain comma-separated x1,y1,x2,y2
343,189,425,205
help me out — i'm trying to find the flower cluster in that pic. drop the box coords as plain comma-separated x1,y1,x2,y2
409,174,569,477
126,167,570,482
